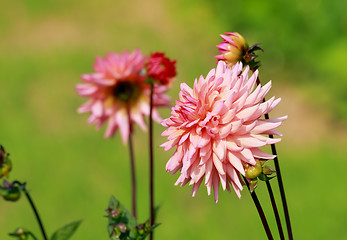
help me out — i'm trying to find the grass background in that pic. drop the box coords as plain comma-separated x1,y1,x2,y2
0,0,346,239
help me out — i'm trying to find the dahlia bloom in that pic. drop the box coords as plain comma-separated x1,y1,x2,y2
76,50,170,143
146,52,176,86
161,61,286,203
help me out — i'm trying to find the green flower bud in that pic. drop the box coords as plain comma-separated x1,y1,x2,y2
1,180,21,202
244,160,262,179
9,228,31,240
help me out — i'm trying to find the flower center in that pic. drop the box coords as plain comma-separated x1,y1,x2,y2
112,81,139,102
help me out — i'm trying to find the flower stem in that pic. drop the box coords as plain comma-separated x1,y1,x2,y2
267,136,292,239
255,76,293,240
149,83,155,240
15,182,48,240
243,177,273,240
127,106,137,219
266,181,285,240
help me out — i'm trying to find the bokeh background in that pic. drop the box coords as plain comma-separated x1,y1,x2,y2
1,0,346,239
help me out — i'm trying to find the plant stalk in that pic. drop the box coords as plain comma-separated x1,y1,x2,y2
127,106,137,219
266,181,285,240
17,182,48,240
255,76,293,239
149,83,155,240
243,177,273,240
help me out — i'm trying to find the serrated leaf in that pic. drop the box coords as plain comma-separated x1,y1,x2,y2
50,220,82,240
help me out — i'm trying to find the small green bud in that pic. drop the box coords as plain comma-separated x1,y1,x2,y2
9,228,31,240
244,160,262,179
136,220,150,236
1,180,21,202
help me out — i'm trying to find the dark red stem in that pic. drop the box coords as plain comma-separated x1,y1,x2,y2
243,177,274,240
149,83,155,240
266,181,285,239
255,76,293,239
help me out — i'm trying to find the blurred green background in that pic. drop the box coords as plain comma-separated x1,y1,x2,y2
1,0,346,239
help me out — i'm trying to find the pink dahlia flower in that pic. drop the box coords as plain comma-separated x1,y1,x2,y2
76,50,170,143
161,61,286,203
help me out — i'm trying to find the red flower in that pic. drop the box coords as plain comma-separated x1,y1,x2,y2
146,52,176,85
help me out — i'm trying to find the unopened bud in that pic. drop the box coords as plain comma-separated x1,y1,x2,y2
136,220,150,236
105,207,121,219
244,160,262,179
116,223,127,234
1,180,21,202
111,222,128,239
0,145,12,179
9,228,30,240
216,32,263,69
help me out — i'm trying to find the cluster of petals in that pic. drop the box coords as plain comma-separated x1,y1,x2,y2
161,61,286,203
76,50,170,143
146,52,176,86
215,32,249,67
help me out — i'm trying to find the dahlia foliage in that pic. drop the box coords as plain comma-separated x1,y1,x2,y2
76,50,171,143
161,61,286,203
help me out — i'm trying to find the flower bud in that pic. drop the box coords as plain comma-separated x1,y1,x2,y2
111,223,128,239
105,207,121,219
116,223,127,234
136,220,150,236
0,145,12,179
146,52,176,86
1,180,21,202
8,228,37,240
244,160,262,179
216,32,248,67
216,32,263,69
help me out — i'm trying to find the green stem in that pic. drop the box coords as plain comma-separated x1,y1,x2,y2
126,106,137,219
14,182,48,240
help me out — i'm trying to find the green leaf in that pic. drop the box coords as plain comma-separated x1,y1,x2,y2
50,220,82,240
